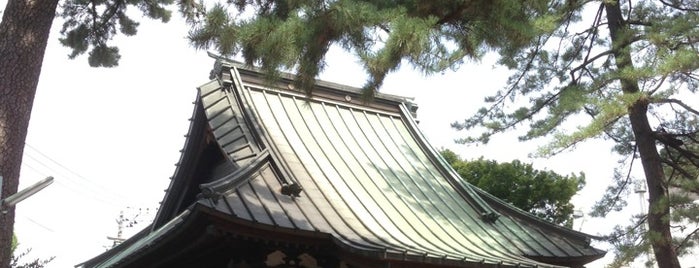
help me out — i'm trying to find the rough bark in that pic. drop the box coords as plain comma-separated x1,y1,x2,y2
603,2,681,268
0,0,60,267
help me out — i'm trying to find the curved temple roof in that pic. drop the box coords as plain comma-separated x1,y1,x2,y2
80,58,605,268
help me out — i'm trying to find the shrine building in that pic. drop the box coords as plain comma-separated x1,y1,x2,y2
79,57,605,268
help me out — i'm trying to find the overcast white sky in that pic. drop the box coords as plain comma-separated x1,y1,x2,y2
5,3,696,267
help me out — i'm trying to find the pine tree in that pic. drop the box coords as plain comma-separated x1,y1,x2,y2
452,2,699,267
1,2,61,265
188,0,549,96
0,1,183,266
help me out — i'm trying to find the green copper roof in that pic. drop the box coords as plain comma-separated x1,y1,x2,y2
80,58,604,268
194,61,604,267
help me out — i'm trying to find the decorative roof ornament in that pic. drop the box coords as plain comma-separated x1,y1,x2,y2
280,183,303,198
480,212,500,223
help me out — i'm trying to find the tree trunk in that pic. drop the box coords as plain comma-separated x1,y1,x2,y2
0,0,60,267
603,2,681,268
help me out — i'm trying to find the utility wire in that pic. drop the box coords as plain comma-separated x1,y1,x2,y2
17,143,162,251
23,143,134,204
21,161,123,208
19,215,55,233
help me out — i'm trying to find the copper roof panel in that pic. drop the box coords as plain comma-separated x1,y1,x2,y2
229,85,556,266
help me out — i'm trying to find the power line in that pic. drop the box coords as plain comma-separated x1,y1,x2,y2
21,144,163,210
18,215,55,233
23,143,133,204
20,160,124,208
21,151,126,205
17,143,163,240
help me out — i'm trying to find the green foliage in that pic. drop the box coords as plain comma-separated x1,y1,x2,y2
57,0,693,265
453,1,699,153
590,166,632,217
446,1,699,266
10,248,54,268
604,215,653,268
58,0,182,67
188,0,552,95
440,149,585,227
10,236,54,268
439,149,460,166
10,234,17,254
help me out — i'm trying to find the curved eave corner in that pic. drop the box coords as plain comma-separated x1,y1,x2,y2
397,103,606,264
78,209,194,268
475,186,607,258
198,72,264,166
198,60,306,198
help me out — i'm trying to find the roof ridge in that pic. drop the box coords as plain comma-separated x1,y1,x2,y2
208,52,418,108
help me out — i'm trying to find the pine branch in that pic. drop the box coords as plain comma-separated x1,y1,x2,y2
646,75,667,96
626,20,652,26
569,50,613,82
660,158,695,181
463,36,549,133
563,4,604,84
658,0,699,12
90,0,99,42
651,98,699,116
604,214,648,241
663,139,699,168
99,0,124,32
675,227,699,252
591,146,637,217
590,109,627,143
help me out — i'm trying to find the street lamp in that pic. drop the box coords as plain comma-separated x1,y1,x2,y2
0,175,54,213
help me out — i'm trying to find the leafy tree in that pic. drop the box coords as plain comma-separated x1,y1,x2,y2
189,1,698,267
0,0,190,266
440,149,585,227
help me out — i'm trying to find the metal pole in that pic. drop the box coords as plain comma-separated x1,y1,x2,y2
2,176,54,208
1,176,54,214
0,175,3,200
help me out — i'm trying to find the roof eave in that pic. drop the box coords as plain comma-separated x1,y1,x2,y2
78,207,196,268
